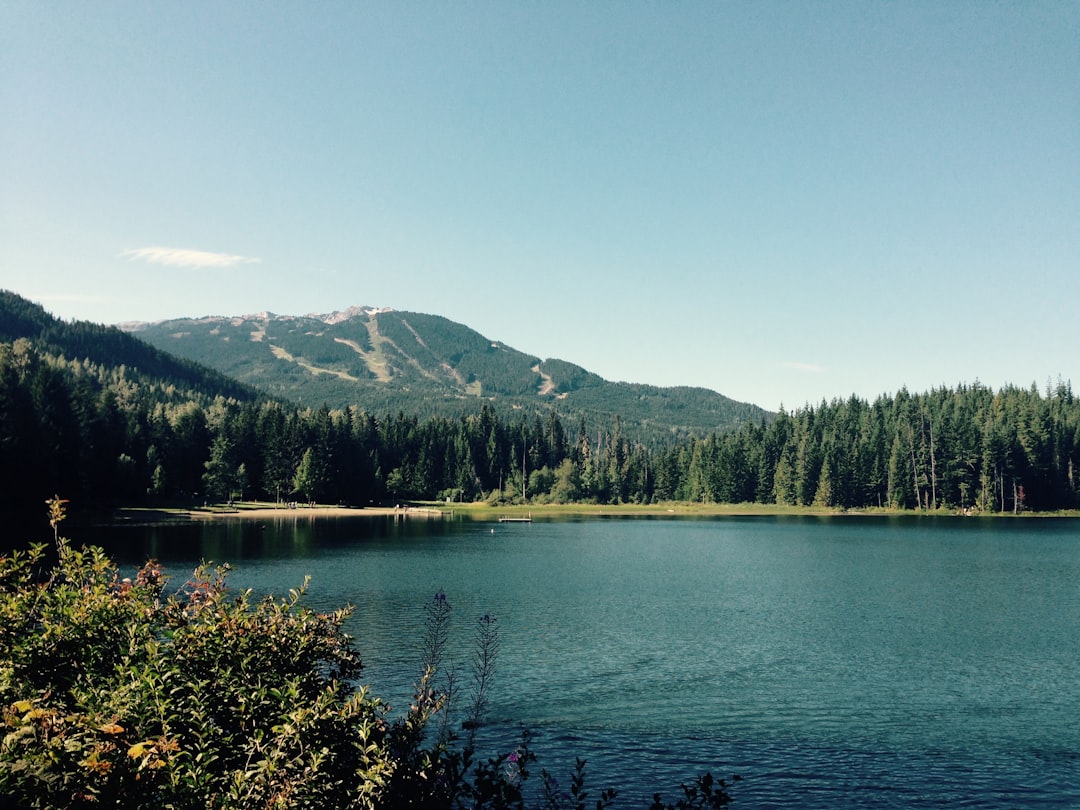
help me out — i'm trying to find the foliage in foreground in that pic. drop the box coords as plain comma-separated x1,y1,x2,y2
0,499,736,808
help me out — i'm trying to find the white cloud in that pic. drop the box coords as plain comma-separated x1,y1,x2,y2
783,361,827,374
35,293,112,303
121,246,261,268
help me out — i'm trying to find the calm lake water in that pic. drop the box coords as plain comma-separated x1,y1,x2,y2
86,513,1080,808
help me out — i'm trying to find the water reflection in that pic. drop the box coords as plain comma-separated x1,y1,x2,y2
77,513,1080,808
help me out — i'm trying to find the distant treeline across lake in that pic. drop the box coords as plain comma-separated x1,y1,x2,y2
2,338,1078,519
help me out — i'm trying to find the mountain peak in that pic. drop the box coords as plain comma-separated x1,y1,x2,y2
312,305,393,325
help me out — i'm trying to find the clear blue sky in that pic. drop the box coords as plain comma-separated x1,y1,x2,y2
2,2,1077,411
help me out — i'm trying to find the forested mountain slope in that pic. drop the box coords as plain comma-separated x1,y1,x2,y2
0,291,260,404
122,306,769,442
3,328,1077,520
2,290,1077,523
0,291,266,529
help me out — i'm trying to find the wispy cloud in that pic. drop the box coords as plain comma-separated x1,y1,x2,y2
783,361,827,374
121,246,261,268
34,293,113,304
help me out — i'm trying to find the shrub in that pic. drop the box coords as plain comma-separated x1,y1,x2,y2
0,500,391,809
0,498,735,808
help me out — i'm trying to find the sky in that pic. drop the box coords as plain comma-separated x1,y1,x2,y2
2,1,1077,412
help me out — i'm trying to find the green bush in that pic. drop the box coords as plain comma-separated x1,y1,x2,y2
0,499,735,808
0,501,390,809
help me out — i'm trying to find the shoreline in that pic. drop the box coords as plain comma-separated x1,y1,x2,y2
187,505,403,520
110,504,407,525
105,501,1080,526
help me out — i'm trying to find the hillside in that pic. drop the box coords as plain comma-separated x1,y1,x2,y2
2,291,1076,516
123,306,771,441
0,290,261,405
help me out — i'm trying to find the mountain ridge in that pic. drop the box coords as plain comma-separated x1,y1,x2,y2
0,290,262,405
120,305,771,442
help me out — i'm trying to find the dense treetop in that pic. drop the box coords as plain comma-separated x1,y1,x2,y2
2,332,1077,521
2,289,1077,519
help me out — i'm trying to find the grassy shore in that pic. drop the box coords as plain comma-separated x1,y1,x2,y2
424,501,1080,518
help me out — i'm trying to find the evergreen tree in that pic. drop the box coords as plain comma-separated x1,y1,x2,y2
294,447,330,504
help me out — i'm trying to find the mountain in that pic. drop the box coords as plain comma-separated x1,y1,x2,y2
123,307,772,441
0,290,261,404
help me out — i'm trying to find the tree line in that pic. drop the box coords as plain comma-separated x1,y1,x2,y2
2,338,1078,519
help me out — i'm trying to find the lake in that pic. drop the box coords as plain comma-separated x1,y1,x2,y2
84,513,1080,808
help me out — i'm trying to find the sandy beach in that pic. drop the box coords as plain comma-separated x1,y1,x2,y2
109,504,435,525
189,505,397,519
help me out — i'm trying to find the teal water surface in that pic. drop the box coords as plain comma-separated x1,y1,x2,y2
90,514,1080,808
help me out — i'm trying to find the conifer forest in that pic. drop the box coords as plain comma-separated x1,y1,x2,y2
2,338,1078,519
